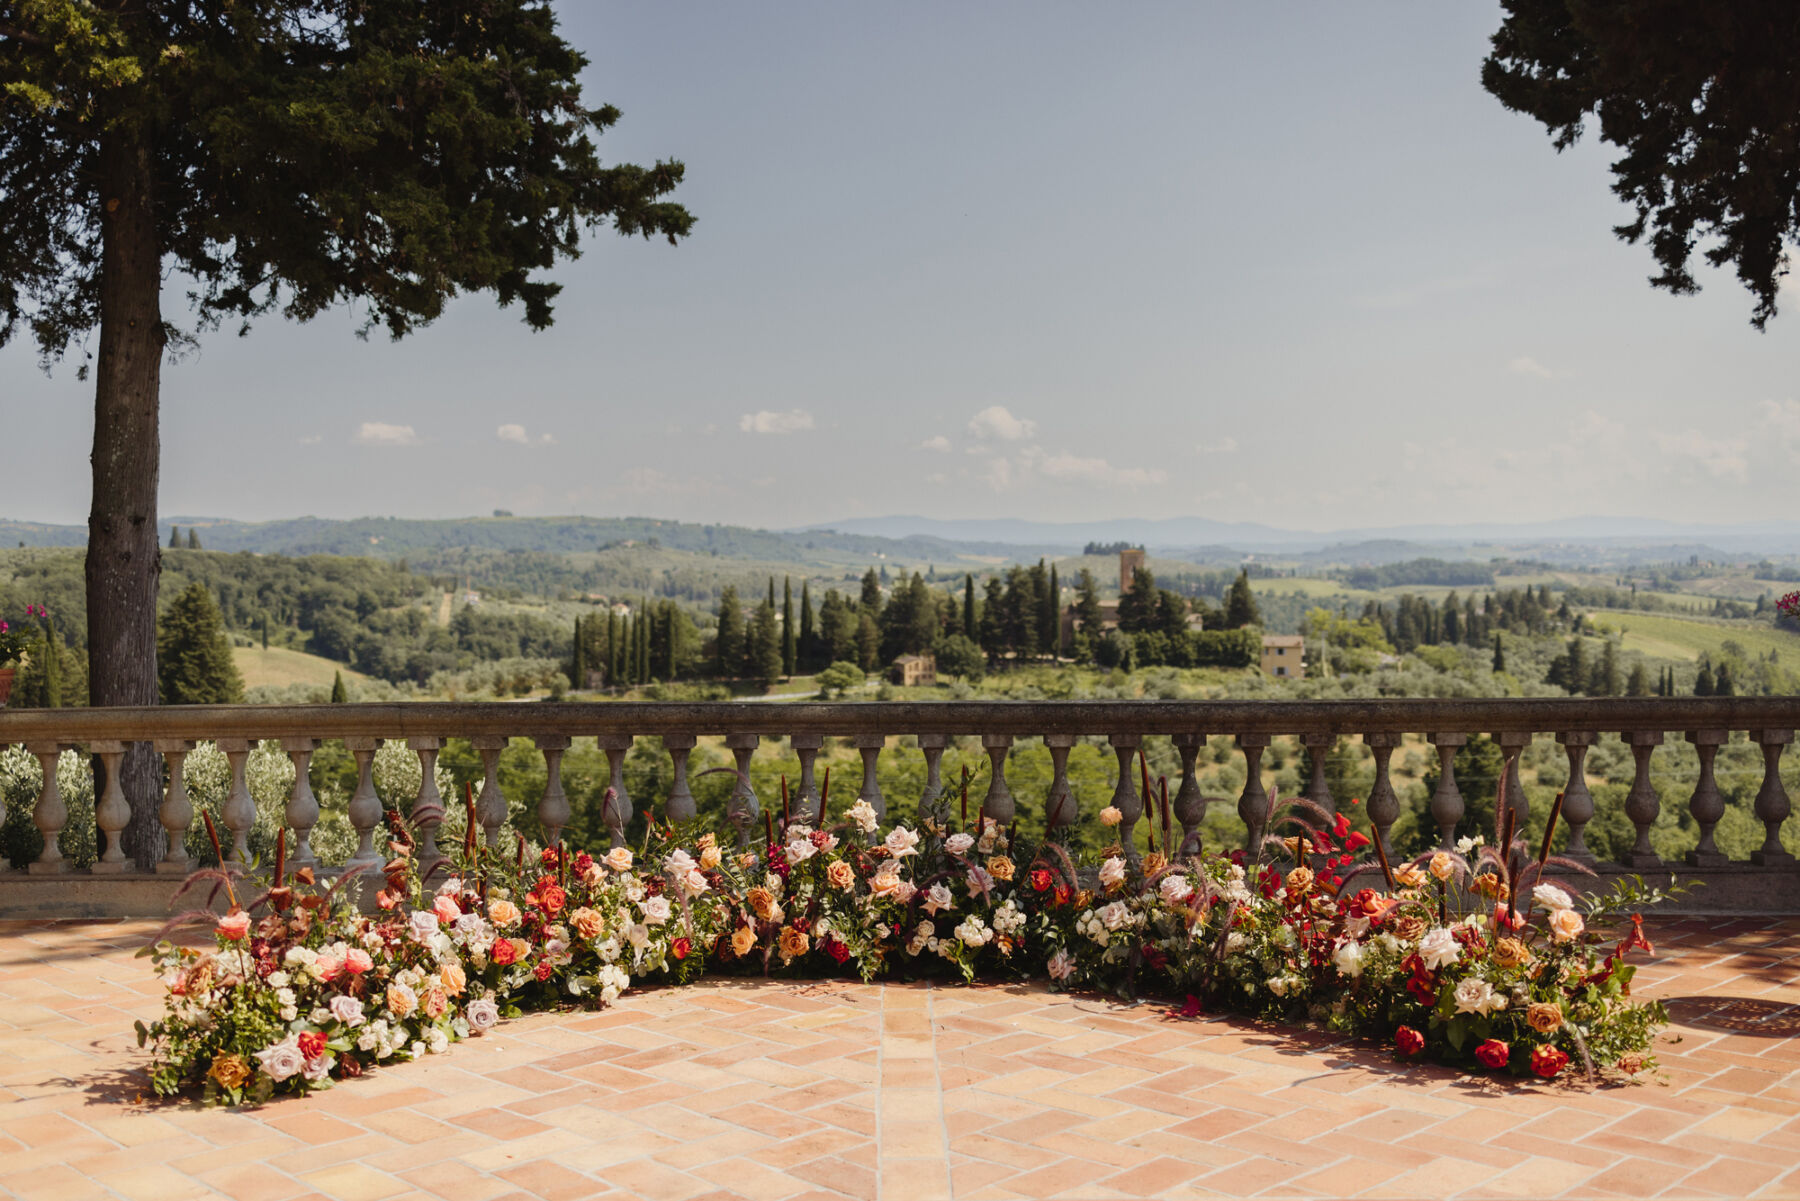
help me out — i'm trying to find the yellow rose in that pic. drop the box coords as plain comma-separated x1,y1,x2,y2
1492,937,1533,969
209,1054,250,1090
1526,1002,1563,1033
699,845,722,872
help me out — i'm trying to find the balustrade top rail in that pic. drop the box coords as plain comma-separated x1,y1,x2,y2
4,696,1799,743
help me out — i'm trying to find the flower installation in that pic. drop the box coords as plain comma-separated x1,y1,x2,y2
137,762,1674,1106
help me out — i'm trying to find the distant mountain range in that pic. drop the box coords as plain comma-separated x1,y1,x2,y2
4,512,1798,568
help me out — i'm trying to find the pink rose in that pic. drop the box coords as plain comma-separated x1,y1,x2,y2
433,894,461,924
343,948,374,975
216,910,251,940
316,954,343,982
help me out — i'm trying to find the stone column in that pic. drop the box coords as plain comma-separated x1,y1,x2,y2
1750,729,1795,867
1428,733,1466,850
91,741,129,874
1555,732,1597,864
663,734,697,824
26,742,69,874
1173,732,1208,856
1043,734,1078,831
724,732,760,846
282,738,320,870
217,739,255,866
1364,733,1401,863
1108,734,1143,861
537,735,572,848
344,737,383,868
1683,729,1729,867
597,734,633,847
1620,730,1664,869
154,740,196,875
1237,733,1271,857
980,734,1013,828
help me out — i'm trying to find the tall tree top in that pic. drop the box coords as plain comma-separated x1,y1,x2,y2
1,0,694,363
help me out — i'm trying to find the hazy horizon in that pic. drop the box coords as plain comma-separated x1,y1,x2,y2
6,3,1797,532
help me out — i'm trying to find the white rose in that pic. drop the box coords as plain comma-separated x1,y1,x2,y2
1047,948,1075,981
923,882,955,915
1332,940,1365,979
847,800,878,834
640,896,672,926
884,827,921,859
1532,883,1574,913
1159,875,1195,905
945,833,975,855
329,995,366,1027
1098,857,1127,890
254,1037,306,1083
1418,927,1462,970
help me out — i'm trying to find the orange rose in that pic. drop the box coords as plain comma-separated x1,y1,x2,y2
571,907,606,940
987,856,1015,883
730,926,757,957
1526,1002,1563,1033
1548,908,1585,943
440,963,467,995
778,926,811,960
826,861,856,891
747,887,777,921
208,1054,250,1089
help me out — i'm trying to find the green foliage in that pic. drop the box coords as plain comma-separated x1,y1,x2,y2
1483,1,1800,328
934,633,986,682
157,582,244,704
816,661,864,699
1224,570,1262,629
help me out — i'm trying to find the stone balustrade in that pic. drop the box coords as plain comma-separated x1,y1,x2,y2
1,697,1796,915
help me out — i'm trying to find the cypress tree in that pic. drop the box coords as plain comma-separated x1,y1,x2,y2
157,582,245,704
186,528,201,550
799,580,816,670
260,614,269,651
1715,663,1735,696
782,576,796,677
41,612,61,708
168,525,180,549
1224,570,1261,629
329,671,348,703
714,586,744,677
964,574,977,640
1045,562,1060,655
861,568,883,615
607,610,621,685
749,596,782,686
1492,633,1505,673
572,616,586,688
1694,659,1715,697
639,599,653,683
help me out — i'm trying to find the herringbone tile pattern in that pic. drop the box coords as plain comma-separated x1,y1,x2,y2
1,917,1797,1200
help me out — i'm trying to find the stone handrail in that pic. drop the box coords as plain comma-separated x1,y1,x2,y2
3,698,1797,914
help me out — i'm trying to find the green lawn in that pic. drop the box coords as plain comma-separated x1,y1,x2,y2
1598,611,1799,664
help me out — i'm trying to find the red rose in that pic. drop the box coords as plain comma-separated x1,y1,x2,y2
822,937,850,965
1030,868,1054,893
297,1031,327,1060
490,938,518,966
671,937,692,960
1475,1039,1510,1070
528,878,567,915
1405,977,1437,1007
1530,1044,1570,1079
540,846,562,868
534,961,554,982
574,852,594,873
1053,885,1073,907
1395,1026,1425,1057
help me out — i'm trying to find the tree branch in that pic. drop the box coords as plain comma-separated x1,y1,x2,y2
0,21,51,46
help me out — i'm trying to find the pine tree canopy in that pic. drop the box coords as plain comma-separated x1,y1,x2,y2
156,581,243,704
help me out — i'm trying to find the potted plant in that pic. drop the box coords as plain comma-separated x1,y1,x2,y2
0,604,47,707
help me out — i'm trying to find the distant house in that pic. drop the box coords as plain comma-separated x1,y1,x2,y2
1261,634,1305,679
890,653,937,687
1060,601,1120,647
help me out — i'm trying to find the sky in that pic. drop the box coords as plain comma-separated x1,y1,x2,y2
5,2,1798,534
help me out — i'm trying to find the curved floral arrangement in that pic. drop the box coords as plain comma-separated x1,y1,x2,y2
137,774,1673,1106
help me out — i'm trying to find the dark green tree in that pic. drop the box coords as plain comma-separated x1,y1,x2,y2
934,632,985,682
797,580,819,672
1,1,691,864
1492,633,1506,673
781,576,796,678
1594,638,1620,696
1046,563,1061,656
963,574,977,640
713,586,743,678
168,526,180,549
1625,661,1649,696
1715,662,1735,696
1224,570,1261,629
156,581,243,704
186,528,200,550
1694,658,1716,697
1483,1,1800,328
571,616,586,688
856,611,881,672
329,670,348,703
747,596,782,686
860,568,883,615
1117,567,1158,633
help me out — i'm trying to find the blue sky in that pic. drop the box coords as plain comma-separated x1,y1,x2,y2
5,2,1797,532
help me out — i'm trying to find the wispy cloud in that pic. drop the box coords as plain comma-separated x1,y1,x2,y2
1032,450,1167,488
353,422,419,447
967,405,1037,441
1508,356,1554,379
920,434,952,452
1196,437,1238,455
1650,429,1749,481
739,409,815,435
497,424,553,445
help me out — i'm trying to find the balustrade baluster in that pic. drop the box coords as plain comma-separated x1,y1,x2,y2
537,736,571,849
980,735,1013,827
1173,732,1206,856
597,735,633,847
1684,729,1729,867
1364,733,1400,862
345,738,382,867
792,734,824,818
1750,729,1795,866
154,740,195,875
1428,733,1466,850
1621,730,1664,868
26,742,68,874
663,735,697,824
724,733,760,846
856,735,886,824
218,739,255,866
1237,733,1270,856
1300,732,1334,815
91,741,129,874
472,735,509,847
1108,734,1143,860
916,734,949,829
408,736,446,867
1043,734,1077,831
282,738,320,869
1556,732,1597,864
1495,732,1532,835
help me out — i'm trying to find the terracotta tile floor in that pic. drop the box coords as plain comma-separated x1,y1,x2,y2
2,917,1798,1200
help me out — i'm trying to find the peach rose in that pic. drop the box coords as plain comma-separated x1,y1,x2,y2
826,861,856,891
1286,866,1315,895
1429,852,1455,882
208,1054,251,1089
215,910,251,940
1548,907,1585,943
1526,1001,1563,1033
571,907,606,940
778,926,811,960
386,983,417,1018
439,962,467,995
604,847,633,873
1393,864,1427,889
344,948,374,975
432,894,461,924
423,986,448,1019
987,856,1015,883
730,926,757,957
747,887,777,921
1491,937,1533,969
487,899,521,929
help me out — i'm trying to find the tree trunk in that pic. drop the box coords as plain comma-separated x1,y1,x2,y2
86,127,165,871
